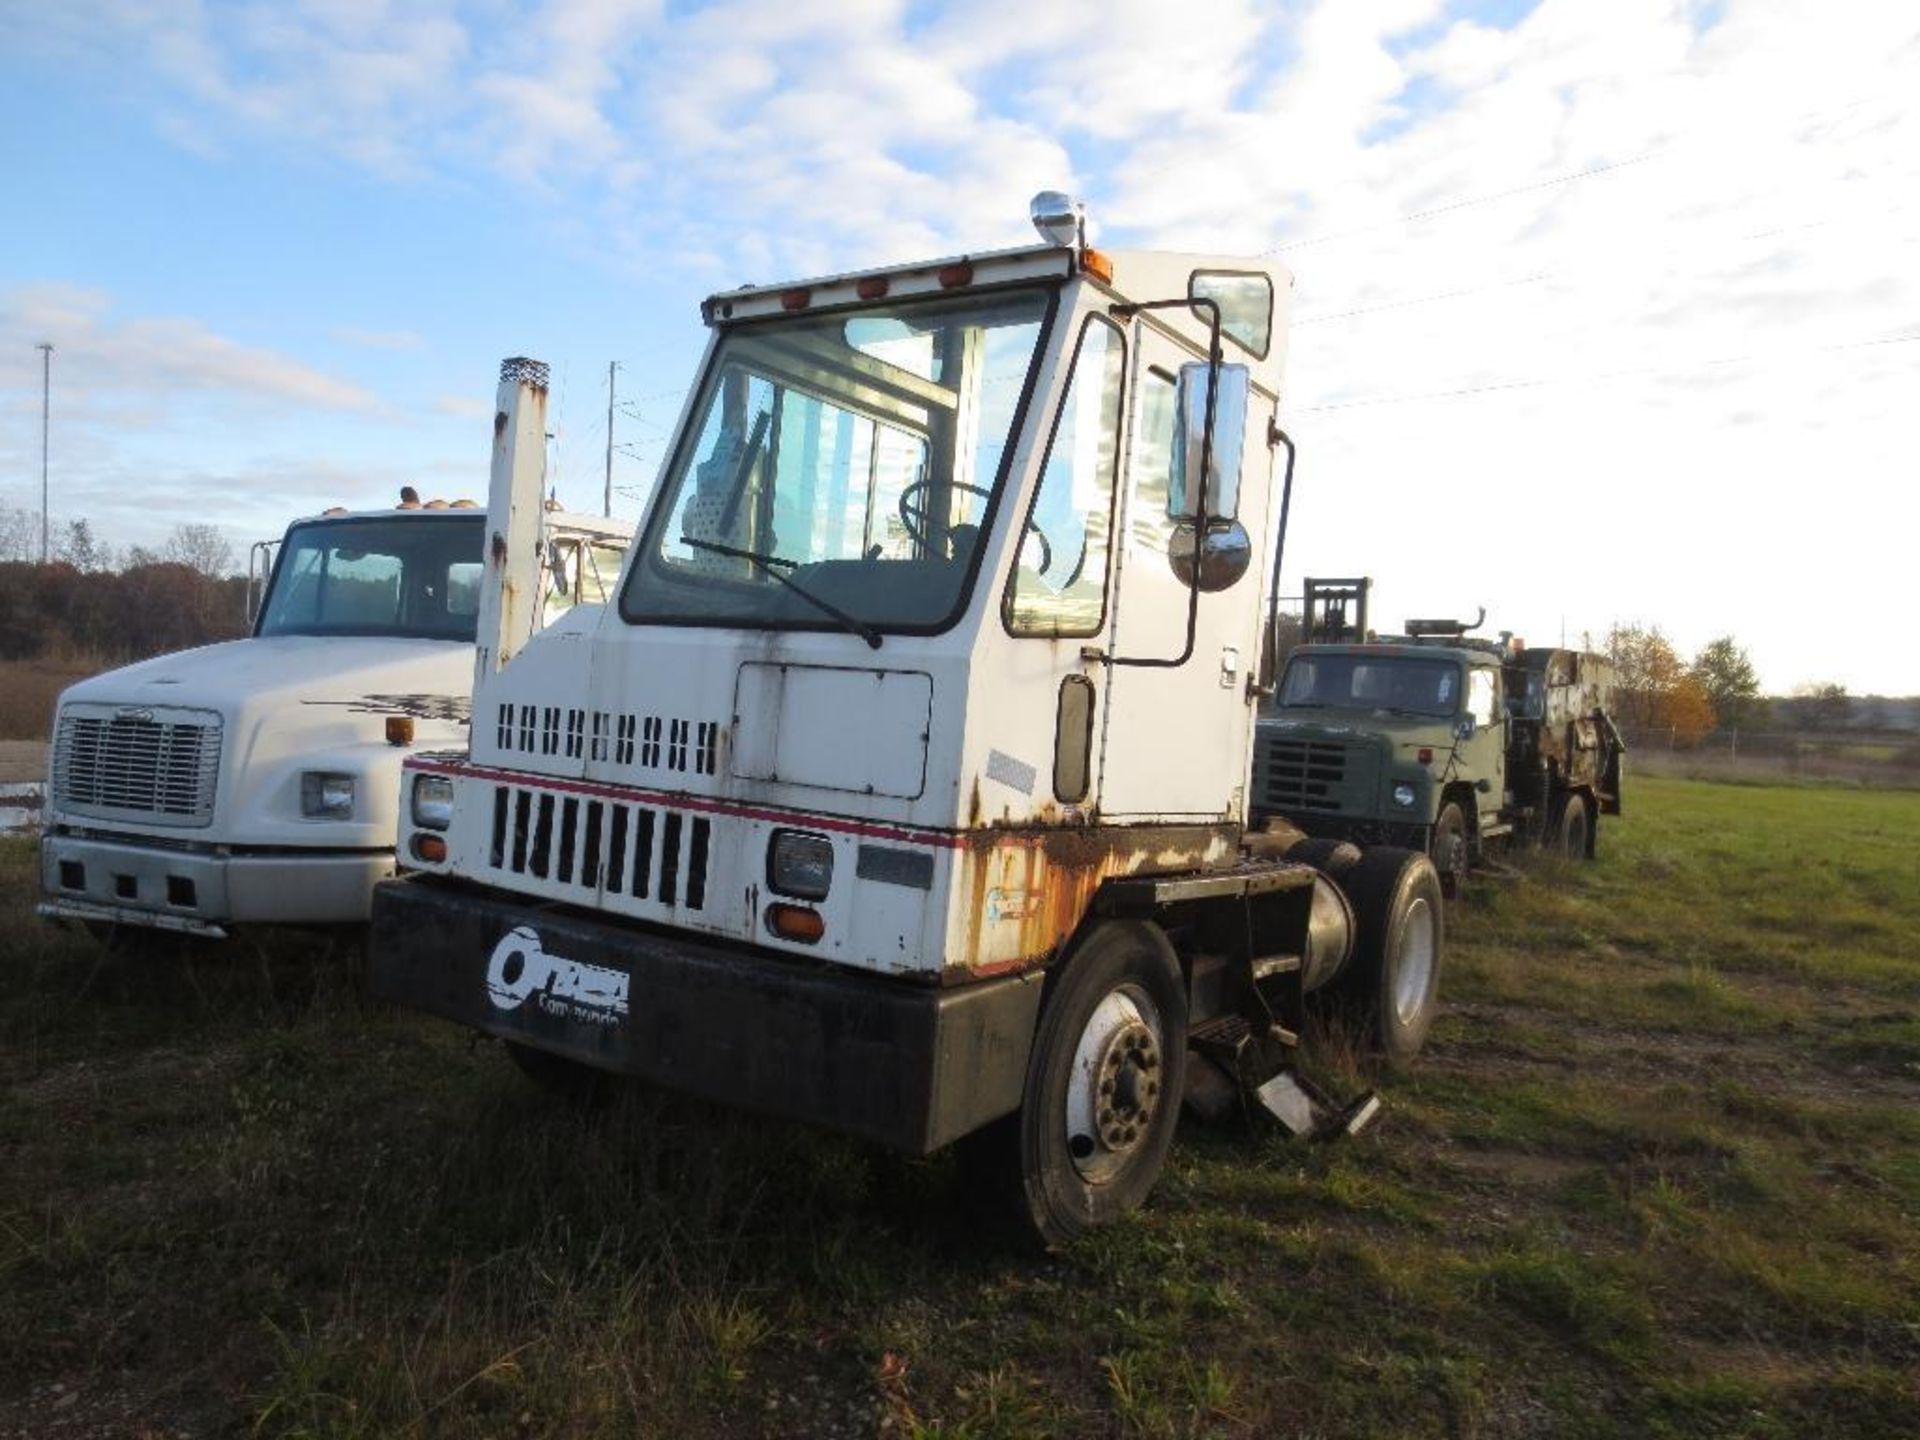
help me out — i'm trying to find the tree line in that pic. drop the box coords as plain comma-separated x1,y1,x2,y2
0,508,247,664
1602,624,1878,741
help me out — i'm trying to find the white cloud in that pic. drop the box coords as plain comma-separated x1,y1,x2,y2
0,283,381,413
334,326,428,352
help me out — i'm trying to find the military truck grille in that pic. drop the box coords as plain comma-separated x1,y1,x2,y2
1255,736,1349,814
53,706,222,827
488,784,709,911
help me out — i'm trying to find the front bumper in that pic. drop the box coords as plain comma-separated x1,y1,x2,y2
1287,813,1432,852
39,831,395,938
369,878,1046,1156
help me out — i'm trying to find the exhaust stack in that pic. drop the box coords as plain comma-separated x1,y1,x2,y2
476,357,550,684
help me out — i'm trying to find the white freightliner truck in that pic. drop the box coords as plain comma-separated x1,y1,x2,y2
38,501,628,941
369,195,1447,1243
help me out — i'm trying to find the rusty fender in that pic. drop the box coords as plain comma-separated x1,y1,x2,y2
944,819,1241,985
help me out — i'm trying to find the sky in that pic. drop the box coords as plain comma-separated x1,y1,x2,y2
1,0,1916,695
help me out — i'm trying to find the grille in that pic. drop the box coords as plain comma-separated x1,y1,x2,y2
1255,736,1349,814
496,704,719,776
488,783,710,910
54,706,222,826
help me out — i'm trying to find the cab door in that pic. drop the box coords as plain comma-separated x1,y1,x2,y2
1095,319,1273,819
1465,664,1507,819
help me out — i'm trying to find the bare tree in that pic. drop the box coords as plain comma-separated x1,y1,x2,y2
58,518,107,572
0,505,37,563
164,523,237,579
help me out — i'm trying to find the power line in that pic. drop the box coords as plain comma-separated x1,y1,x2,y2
1265,88,1896,259
1300,328,1920,414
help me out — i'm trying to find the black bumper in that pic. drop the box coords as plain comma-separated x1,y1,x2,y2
1286,814,1431,851
369,879,1044,1155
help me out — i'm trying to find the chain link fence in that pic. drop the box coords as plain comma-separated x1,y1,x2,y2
1621,726,1920,789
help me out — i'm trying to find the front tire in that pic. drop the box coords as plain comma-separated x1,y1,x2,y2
1012,921,1188,1248
1336,848,1445,1065
1430,801,1469,897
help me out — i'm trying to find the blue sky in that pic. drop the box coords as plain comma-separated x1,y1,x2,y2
2,0,1917,693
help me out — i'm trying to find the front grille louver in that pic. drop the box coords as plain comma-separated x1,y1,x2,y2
497,704,719,777
53,707,221,827
1255,736,1350,814
488,783,709,910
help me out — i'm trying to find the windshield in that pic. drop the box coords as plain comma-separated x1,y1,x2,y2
621,288,1053,634
1277,653,1463,719
257,515,485,641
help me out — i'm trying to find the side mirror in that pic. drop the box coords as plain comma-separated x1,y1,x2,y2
1454,714,1477,740
1169,361,1250,522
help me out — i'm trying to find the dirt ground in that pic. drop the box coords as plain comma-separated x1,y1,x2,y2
0,741,47,784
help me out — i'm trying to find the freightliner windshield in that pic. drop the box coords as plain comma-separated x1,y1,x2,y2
257,514,485,641
621,288,1054,636
1277,653,1462,719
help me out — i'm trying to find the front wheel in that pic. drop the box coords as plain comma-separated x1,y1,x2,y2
1335,848,1445,1065
1011,921,1188,1248
1430,801,1469,897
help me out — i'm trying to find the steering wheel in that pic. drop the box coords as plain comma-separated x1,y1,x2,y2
897,479,1052,573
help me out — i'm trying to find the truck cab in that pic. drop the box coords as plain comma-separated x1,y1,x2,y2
370,198,1450,1244
38,502,628,941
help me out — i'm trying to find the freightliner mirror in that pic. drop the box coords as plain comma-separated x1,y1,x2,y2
1168,360,1252,592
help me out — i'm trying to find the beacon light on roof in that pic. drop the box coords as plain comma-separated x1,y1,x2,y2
1030,190,1086,251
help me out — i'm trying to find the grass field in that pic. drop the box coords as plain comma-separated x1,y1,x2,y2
3,777,1917,1438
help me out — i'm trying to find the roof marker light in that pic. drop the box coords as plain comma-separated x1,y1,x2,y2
937,262,974,289
781,287,811,311
857,276,890,300
1081,247,1114,283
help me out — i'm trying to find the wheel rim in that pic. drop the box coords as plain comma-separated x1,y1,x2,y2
1064,984,1165,1185
1392,897,1437,1027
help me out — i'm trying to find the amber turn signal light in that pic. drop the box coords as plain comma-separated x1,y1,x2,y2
411,834,448,864
766,903,825,944
386,715,415,746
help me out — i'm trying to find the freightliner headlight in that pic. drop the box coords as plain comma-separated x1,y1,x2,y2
301,771,356,818
1391,782,1417,808
768,830,833,900
411,774,454,830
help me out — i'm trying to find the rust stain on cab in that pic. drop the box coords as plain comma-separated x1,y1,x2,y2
948,821,1238,984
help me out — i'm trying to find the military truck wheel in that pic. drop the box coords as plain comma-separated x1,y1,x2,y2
1554,794,1592,860
1012,921,1188,1249
1336,848,1445,1065
504,1041,610,1107
1430,802,1469,897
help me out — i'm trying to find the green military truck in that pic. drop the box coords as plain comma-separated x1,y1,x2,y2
1250,582,1624,894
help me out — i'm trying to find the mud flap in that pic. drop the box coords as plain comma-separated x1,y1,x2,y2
1253,1071,1381,1140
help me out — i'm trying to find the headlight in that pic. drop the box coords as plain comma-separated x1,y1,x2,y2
767,830,833,900
301,771,356,818
1392,783,1417,808
412,774,454,830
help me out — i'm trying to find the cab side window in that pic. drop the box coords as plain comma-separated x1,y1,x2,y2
1468,668,1498,725
1005,316,1126,637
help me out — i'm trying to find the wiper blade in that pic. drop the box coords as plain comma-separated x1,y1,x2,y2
677,536,882,650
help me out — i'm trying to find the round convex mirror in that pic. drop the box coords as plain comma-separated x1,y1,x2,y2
1169,519,1252,592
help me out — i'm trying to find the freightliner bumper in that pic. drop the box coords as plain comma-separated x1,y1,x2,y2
39,832,396,938
368,878,1046,1156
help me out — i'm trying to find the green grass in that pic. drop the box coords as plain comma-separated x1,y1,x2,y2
2,777,1918,1436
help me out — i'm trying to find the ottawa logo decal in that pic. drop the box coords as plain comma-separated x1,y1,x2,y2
485,925,629,1027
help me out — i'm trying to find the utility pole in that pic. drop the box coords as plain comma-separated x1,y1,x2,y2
36,342,53,564
604,360,618,518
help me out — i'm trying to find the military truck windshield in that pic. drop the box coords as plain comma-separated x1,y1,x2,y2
257,514,485,641
621,288,1052,635
1277,653,1461,718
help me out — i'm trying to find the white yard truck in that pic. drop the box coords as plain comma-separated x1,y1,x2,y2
368,196,1447,1244
38,501,628,941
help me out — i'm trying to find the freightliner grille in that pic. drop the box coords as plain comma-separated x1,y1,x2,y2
53,705,222,827
1254,735,1351,814
488,783,710,911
